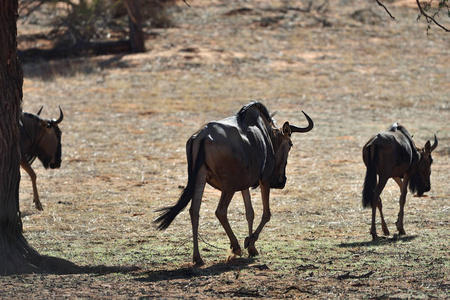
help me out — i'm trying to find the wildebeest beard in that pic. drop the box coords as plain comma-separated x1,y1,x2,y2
409,172,428,197
39,155,52,169
270,174,286,189
38,144,62,169
39,155,61,169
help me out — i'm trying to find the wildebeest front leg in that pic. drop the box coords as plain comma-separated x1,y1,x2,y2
215,189,241,260
242,189,258,256
189,168,207,266
20,160,43,211
245,182,271,257
395,176,409,235
242,189,254,236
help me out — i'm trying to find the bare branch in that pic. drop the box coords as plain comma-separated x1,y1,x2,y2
416,0,450,32
376,0,395,20
182,0,191,7
19,0,47,19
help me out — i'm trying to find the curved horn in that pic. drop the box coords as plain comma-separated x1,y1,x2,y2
54,106,64,124
290,111,314,133
37,106,43,116
430,134,438,152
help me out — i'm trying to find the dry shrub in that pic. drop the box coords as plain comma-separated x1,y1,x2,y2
20,0,176,46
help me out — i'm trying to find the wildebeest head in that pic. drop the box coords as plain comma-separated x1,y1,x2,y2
270,111,314,189
409,135,438,196
36,106,64,169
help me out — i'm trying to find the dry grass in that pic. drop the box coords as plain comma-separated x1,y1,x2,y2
3,0,449,298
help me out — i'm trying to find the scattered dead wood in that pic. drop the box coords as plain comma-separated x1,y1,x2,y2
337,270,374,280
297,264,319,271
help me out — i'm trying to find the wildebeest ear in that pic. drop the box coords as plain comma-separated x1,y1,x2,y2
282,122,291,136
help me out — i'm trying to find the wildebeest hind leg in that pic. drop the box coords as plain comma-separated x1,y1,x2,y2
189,168,207,266
377,197,389,236
215,189,241,260
371,176,388,240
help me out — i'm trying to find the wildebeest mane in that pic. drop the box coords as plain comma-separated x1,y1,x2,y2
387,123,412,140
237,101,275,127
388,122,429,196
388,123,415,148
388,122,419,166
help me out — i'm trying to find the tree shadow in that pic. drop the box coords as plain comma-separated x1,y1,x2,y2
6,254,139,276
338,235,418,248
22,53,129,81
134,257,257,283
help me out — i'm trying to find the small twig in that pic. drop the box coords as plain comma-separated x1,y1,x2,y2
376,0,395,20
416,0,450,32
199,233,227,250
337,270,374,280
182,0,191,7
174,235,191,251
284,286,315,295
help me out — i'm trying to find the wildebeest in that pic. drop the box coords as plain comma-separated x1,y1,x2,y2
155,101,314,265
362,123,437,240
20,106,64,211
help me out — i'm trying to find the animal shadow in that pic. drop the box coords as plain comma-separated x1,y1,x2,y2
134,257,257,283
338,235,418,248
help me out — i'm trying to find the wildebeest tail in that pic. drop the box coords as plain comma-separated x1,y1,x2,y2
362,144,378,208
154,139,205,230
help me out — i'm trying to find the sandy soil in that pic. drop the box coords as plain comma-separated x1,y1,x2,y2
1,0,449,298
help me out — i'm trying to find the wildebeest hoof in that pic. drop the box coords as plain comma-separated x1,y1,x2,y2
370,232,378,241
233,247,242,256
396,221,406,235
226,248,242,262
248,245,259,257
35,201,43,211
193,257,205,266
244,235,257,249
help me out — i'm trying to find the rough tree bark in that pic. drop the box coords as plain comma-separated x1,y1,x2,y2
0,0,41,275
0,0,136,276
0,0,82,275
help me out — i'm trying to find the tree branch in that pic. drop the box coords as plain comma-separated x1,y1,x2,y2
416,0,450,32
376,0,395,20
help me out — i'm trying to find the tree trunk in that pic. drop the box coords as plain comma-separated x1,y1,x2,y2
0,0,42,275
124,0,146,53
0,0,135,276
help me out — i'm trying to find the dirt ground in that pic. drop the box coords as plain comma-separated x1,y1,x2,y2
1,0,449,298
